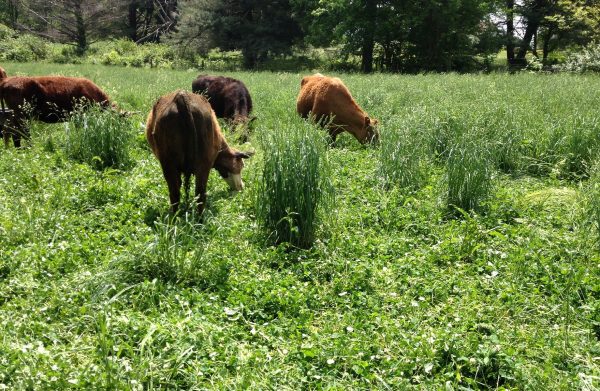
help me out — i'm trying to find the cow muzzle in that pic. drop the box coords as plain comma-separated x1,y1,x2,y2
224,173,244,191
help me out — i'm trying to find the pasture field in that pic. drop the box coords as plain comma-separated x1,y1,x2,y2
0,62,599,390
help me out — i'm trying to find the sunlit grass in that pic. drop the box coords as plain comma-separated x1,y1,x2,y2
0,63,598,389
256,119,333,248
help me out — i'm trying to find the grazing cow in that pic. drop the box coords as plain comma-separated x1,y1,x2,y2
146,90,252,214
296,73,379,144
191,75,253,125
0,76,111,147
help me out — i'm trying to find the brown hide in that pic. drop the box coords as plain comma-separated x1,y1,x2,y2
191,75,253,123
0,76,111,147
296,74,379,144
146,90,251,214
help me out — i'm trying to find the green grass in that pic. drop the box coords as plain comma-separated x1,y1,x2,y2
64,104,136,170
0,62,599,389
256,118,333,248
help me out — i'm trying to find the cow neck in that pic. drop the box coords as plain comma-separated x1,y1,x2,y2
346,108,367,139
217,136,231,155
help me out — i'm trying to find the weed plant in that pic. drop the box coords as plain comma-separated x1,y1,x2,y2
64,104,135,170
256,119,333,248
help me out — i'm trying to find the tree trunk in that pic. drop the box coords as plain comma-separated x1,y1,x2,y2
361,0,377,73
6,0,19,29
128,1,138,41
542,27,553,61
516,22,538,61
242,50,257,69
516,0,545,64
361,39,374,73
506,0,515,66
74,1,87,55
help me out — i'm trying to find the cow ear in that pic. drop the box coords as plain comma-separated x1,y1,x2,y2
364,116,370,127
235,151,254,159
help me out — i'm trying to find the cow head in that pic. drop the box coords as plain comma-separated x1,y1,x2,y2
214,149,254,191
363,116,379,144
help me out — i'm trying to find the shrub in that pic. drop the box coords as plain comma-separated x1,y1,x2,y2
0,33,49,62
256,120,333,248
446,136,493,213
561,43,600,73
64,104,135,170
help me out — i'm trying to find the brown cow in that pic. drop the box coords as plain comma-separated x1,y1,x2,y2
296,73,379,144
146,90,252,214
0,76,111,147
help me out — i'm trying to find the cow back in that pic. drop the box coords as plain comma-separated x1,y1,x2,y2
192,75,252,120
146,90,225,176
0,76,110,123
296,74,376,143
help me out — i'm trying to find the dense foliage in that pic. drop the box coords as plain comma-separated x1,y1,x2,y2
0,63,598,389
2,0,600,71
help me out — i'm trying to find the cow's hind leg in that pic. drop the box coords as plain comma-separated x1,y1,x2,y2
194,166,211,216
161,163,182,214
183,172,192,205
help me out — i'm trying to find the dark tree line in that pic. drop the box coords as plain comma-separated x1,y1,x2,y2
1,0,599,71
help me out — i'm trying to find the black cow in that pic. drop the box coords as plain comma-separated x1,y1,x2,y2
191,75,253,124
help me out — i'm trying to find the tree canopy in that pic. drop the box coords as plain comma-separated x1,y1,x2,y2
1,0,599,71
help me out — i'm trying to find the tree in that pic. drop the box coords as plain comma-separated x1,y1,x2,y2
22,0,122,53
506,0,600,66
125,0,178,43
0,0,20,29
167,0,217,56
303,0,501,73
172,0,303,68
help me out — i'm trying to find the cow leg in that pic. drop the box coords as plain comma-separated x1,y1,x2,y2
194,167,211,216
12,130,22,148
161,164,182,213
328,127,343,146
183,173,192,204
11,119,28,148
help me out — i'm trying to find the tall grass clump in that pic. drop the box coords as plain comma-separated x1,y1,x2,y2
122,215,229,288
446,136,494,213
64,104,135,170
379,117,430,191
256,120,333,248
583,160,600,245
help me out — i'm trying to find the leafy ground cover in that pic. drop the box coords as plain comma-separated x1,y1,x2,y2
0,63,599,389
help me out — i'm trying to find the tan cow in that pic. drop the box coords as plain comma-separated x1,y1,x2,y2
146,90,252,214
296,73,379,144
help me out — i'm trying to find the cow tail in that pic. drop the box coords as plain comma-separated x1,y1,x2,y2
174,91,198,175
